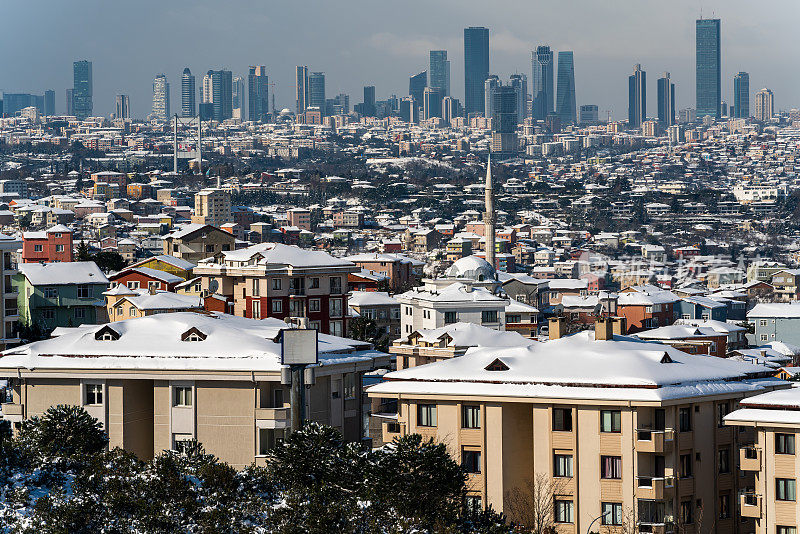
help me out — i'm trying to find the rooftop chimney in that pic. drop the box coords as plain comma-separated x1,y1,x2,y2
549,316,566,340
595,317,614,341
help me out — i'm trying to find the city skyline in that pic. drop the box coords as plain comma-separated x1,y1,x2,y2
1,0,797,119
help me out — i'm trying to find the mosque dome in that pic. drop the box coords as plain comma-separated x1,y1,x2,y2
444,255,496,282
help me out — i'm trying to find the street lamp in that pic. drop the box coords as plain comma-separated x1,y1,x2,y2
586,510,611,534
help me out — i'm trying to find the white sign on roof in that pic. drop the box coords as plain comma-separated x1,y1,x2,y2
281,329,319,366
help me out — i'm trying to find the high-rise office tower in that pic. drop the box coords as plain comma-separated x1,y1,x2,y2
308,72,326,114
531,46,554,120
295,66,309,114
203,70,233,122
115,94,130,119
72,60,93,119
734,72,750,118
65,89,74,116
491,84,519,155
484,75,500,121
754,88,774,122
362,86,376,117
696,18,721,119
463,27,489,116
628,64,646,128
152,74,170,121
579,104,599,125
43,90,55,116
423,87,443,121
509,74,527,123
429,50,450,96
657,72,675,126
442,96,461,125
232,76,245,119
247,66,269,122
555,51,576,125
181,68,196,118
409,71,427,113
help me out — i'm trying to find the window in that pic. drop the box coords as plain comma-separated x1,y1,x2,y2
761,334,769,342
462,405,481,429
465,496,482,512
602,502,623,525
330,299,342,318
205,244,214,253
127,281,140,290
719,494,730,519
173,434,193,453
553,408,572,432
462,449,481,473
273,389,284,408
258,428,285,455
55,244,65,253
271,279,282,290
601,456,622,479
44,287,57,299
717,402,730,427
309,299,321,312
554,454,573,477
778,527,797,534
444,311,457,324
148,281,159,292
34,244,43,252
74,307,86,319
330,277,342,294
310,277,320,289
252,300,261,319
600,410,621,432
77,284,91,299
330,320,343,337
679,407,692,432
718,448,730,474
343,373,356,400
417,404,437,427
42,309,55,320
85,383,103,405
271,300,283,313
760,319,768,327
678,453,693,478
554,500,574,523
173,386,192,407
481,310,498,323
777,434,796,455
252,279,260,297
680,500,693,524
777,479,797,501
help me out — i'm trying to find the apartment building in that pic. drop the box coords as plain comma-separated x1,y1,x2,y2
162,224,235,263
0,233,22,348
190,188,232,227
0,312,388,468
193,243,356,336
345,253,419,292
21,224,73,263
368,319,786,530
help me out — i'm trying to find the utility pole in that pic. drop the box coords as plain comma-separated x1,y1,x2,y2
280,328,318,435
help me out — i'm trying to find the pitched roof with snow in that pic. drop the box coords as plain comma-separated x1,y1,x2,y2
725,388,800,426
348,291,400,307
19,261,109,286
748,303,800,319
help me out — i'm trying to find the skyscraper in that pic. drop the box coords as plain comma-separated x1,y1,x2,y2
628,64,646,128
152,74,170,121
65,89,74,116
308,72,326,113
295,66,309,114
696,18,721,119
72,60,93,120
531,46,554,120
509,73,527,123
203,70,233,122
579,104,599,125
43,90,55,116
181,68,196,118
232,76,245,119
490,84,520,155
555,51,576,125
248,66,269,122
657,72,675,126
423,87,443,120
362,86,376,117
115,94,130,119
734,72,750,118
463,27,489,116
429,50,450,96
409,71,427,114
754,88,774,122
484,75,500,121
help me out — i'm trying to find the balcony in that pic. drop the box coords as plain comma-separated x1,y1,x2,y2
739,493,761,518
636,428,675,453
1,402,23,417
638,523,674,534
739,446,762,471
636,475,675,500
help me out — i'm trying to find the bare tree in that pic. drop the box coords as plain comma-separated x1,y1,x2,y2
504,473,566,534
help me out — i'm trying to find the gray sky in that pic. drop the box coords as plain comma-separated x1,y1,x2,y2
2,0,798,119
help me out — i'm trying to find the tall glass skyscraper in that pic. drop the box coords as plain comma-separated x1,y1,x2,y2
509,73,527,123
308,72,326,114
734,72,749,118
657,73,675,126
181,68,196,117
409,71,427,111
463,27,489,116
295,66,309,114
555,51,576,125
44,90,55,116
429,50,450,96
248,66,269,122
531,46,554,121
628,64,646,128
72,60,93,120
204,70,233,122
696,18,721,119
152,74,170,121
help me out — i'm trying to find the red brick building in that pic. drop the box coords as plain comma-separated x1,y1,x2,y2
21,225,73,263
108,267,184,292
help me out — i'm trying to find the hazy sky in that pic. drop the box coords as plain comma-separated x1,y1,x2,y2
2,0,799,119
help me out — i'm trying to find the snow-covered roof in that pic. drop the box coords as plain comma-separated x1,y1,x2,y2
398,282,507,305
0,312,381,374
636,325,722,340
18,261,109,286
748,303,800,318
408,322,532,348
122,291,202,311
548,278,588,290
443,255,496,282
725,388,800,426
369,331,780,402
114,267,183,284
674,318,746,334
505,298,539,314
348,291,400,307
131,254,196,271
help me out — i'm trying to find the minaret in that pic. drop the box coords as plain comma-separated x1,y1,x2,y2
483,154,496,271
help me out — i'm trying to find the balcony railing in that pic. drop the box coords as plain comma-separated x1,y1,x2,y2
739,492,761,518
739,446,762,471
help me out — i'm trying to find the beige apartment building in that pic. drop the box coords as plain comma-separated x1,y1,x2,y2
725,389,800,534
0,312,387,468
368,319,788,532
0,233,22,349
191,188,232,227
